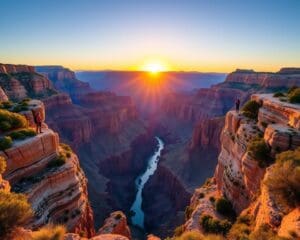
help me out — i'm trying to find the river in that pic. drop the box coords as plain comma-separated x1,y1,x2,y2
130,136,164,228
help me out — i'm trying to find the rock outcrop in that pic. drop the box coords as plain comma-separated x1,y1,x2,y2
1,99,95,237
225,68,300,88
97,211,131,239
179,93,300,238
35,65,92,99
0,63,57,100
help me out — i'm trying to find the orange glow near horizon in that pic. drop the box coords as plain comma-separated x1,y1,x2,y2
140,60,169,74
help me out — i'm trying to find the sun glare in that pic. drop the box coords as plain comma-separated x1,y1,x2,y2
141,61,168,74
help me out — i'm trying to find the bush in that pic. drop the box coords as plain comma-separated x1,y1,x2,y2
47,155,66,169
288,87,300,103
0,156,6,174
227,214,252,240
0,109,27,132
0,190,33,238
0,101,13,109
247,137,270,168
273,92,285,98
287,86,298,94
264,148,300,210
9,128,36,140
215,197,235,218
241,100,261,120
0,136,13,150
31,224,66,240
60,143,72,152
200,215,232,235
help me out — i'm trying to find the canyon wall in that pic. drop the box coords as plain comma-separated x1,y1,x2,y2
179,93,300,239
0,99,95,237
35,65,92,100
36,66,156,232
0,63,57,100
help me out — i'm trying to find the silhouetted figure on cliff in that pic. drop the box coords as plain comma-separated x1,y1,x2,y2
235,98,240,113
34,112,43,134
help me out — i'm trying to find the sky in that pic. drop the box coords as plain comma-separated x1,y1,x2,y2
0,0,299,72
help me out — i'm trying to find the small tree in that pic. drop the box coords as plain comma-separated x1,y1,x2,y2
264,148,300,210
247,137,270,168
288,88,300,103
241,100,261,120
0,190,33,237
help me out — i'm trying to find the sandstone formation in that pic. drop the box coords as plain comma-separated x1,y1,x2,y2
35,65,92,98
0,64,56,100
97,211,131,239
180,93,300,238
39,66,156,232
1,100,95,237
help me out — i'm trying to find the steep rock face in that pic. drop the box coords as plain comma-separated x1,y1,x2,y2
0,86,8,101
189,117,225,151
97,211,131,239
42,86,154,229
0,64,56,100
143,164,191,237
179,93,300,238
35,65,91,98
214,110,265,212
1,100,95,237
225,68,300,88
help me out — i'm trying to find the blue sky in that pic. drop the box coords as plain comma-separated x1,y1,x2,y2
0,0,299,72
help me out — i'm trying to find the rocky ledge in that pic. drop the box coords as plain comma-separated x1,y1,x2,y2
179,93,300,239
1,100,95,237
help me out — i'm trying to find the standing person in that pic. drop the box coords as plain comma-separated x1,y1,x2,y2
235,98,240,113
34,111,43,134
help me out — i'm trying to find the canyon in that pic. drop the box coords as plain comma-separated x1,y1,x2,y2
1,63,300,239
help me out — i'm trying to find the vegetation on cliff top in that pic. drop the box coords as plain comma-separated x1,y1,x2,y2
0,109,27,132
0,190,33,238
247,136,271,168
264,147,300,211
31,224,66,240
241,100,261,120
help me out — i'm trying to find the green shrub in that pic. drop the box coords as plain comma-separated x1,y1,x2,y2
200,215,232,235
0,190,33,238
288,88,300,103
287,86,298,94
273,92,285,98
264,148,300,210
227,214,252,240
0,156,6,174
247,137,270,168
215,197,235,218
47,154,66,169
12,104,29,113
0,101,13,109
60,143,72,152
0,109,27,132
9,128,36,140
31,224,66,240
241,100,261,120
0,136,13,150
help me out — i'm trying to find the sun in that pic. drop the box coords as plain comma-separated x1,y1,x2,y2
141,61,168,74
